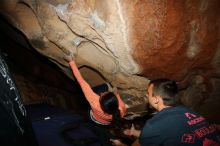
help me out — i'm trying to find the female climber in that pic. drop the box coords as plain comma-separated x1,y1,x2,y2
67,59,126,126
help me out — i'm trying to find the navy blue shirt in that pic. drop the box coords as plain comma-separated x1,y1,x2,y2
140,106,220,146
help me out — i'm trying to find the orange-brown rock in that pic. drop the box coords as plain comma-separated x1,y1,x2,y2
127,0,220,82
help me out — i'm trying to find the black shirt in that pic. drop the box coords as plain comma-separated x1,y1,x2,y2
0,51,37,146
140,106,220,146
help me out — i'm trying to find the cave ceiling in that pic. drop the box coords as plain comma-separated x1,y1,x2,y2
0,0,220,121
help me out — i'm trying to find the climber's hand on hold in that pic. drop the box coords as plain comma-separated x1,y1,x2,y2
63,54,73,62
63,50,77,62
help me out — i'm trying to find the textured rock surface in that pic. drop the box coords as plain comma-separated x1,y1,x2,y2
0,0,220,121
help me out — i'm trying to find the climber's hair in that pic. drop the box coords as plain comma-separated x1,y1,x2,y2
149,79,179,106
100,92,118,114
99,92,122,127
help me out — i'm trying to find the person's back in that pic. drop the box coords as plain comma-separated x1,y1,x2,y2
68,60,126,125
0,50,37,146
140,105,220,146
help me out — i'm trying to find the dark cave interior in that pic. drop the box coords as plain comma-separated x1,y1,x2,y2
0,15,90,113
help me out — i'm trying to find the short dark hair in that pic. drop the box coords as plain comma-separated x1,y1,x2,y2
149,79,178,106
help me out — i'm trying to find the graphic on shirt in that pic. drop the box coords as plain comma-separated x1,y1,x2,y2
202,138,220,146
193,126,216,138
185,112,197,119
0,55,26,134
185,112,205,126
181,133,195,143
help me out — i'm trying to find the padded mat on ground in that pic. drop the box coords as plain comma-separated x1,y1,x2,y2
25,104,101,146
